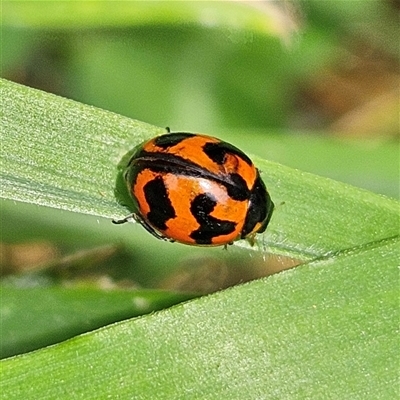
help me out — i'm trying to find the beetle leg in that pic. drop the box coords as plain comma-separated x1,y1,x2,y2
112,214,134,224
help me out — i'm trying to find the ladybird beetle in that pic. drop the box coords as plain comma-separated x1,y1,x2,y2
113,132,274,246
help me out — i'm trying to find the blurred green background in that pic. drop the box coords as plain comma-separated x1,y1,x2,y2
3,1,399,187
2,1,398,196
1,0,399,357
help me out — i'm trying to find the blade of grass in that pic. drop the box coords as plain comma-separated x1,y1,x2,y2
1,236,398,399
1,78,165,218
1,79,398,261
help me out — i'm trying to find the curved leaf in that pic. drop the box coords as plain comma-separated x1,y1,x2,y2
1,79,398,261
1,237,398,399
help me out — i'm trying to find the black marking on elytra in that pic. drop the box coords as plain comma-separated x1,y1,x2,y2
202,141,253,167
154,132,196,149
189,193,236,245
130,154,251,202
226,173,250,201
143,176,176,231
241,172,274,238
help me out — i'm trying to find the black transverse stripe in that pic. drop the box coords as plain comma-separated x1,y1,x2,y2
130,152,251,201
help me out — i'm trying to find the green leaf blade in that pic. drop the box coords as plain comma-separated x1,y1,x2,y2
1,237,398,399
1,78,164,218
1,78,398,262
259,159,400,259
